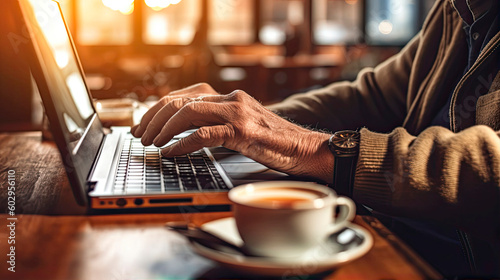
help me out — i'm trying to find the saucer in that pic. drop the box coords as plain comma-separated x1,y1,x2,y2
190,217,373,276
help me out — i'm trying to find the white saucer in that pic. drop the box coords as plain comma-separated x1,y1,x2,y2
191,217,373,276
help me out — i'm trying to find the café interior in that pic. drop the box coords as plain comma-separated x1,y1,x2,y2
0,0,462,279
1,0,435,130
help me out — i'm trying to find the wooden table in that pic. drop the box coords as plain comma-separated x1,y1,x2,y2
0,132,441,279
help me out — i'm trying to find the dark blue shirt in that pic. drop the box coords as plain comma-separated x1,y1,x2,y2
431,1,500,128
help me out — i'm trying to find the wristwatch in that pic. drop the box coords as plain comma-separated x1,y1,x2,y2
328,130,360,197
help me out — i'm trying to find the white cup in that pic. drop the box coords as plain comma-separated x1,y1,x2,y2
228,181,356,258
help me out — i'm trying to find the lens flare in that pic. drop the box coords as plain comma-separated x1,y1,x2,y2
378,20,393,35
102,0,134,15
145,0,182,11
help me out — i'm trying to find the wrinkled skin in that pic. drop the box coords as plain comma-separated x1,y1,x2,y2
131,83,333,183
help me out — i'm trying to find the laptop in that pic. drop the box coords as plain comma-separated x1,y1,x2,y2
15,0,289,210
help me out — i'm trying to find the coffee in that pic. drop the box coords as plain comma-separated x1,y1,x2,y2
228,181,356,258
235,186,325,209
247,196,312,208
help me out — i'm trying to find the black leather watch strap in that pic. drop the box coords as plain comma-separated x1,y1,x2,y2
333,154,358,197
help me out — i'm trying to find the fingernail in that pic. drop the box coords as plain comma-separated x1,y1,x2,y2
134,126,144,138
161,147,171,157
153,136,160,146
141,134,151,146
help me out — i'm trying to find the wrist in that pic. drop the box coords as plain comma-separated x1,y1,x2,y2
299,132,334,184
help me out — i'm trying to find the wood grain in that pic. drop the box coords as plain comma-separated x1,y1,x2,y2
0,132,441,279
0,132,86,215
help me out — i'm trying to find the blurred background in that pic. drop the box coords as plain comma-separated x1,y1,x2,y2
0,0,435,131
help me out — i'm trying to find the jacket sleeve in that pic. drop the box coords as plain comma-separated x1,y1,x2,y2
267,36,418,133
355,126,500,241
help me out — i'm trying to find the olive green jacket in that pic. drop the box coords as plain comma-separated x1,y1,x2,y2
269,0,500,242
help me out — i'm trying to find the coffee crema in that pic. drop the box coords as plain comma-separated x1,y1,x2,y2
231,185,331,209
246,196,313,208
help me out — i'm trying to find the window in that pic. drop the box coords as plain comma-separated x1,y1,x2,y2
365,0,419,45
77,0,134,45
313,0,362,45
259,0,304,45
142,0,201,45
71,0,430,47
208,0,254,45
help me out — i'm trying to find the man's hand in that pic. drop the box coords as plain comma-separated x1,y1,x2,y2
131,83,334,183
131,83,222,138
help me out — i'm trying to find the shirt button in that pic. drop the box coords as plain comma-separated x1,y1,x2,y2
472,32,480,40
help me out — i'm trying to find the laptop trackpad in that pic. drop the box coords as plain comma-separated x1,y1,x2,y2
221,163,289,180
208,146,290,180
209,147,256,163
213,153,257,163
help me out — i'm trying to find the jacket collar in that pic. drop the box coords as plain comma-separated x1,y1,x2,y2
450,0,495,24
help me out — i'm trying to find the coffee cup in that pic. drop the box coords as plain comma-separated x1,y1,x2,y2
228,181,355,258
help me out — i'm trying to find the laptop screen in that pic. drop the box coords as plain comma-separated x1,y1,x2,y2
26,0,96,153
19,0,105,205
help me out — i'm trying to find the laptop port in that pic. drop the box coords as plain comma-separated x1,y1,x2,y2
150,198,192,204
116,198,127,207
134,198,144,206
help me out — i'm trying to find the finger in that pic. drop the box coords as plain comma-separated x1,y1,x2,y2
141,98,188,146
132,99,169,138
130,124,139,135
143,95,225,146
134,85,221,138
161,125,233,157
153,101,227,147
167,83,217,97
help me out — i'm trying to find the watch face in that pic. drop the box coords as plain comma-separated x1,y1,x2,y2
332,131,360,149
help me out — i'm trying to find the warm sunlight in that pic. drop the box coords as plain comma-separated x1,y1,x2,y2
101,0,134,15
145,0,182,11
145,13,169,44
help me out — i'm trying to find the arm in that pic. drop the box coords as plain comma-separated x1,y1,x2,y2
267,37,418,133
132,89,335,183
131,80,499,242
268,0,445,133
355,126,500,241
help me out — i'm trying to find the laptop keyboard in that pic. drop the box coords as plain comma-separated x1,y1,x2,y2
113,136,228,194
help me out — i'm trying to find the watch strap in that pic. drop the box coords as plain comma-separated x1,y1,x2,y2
333,154,358,197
